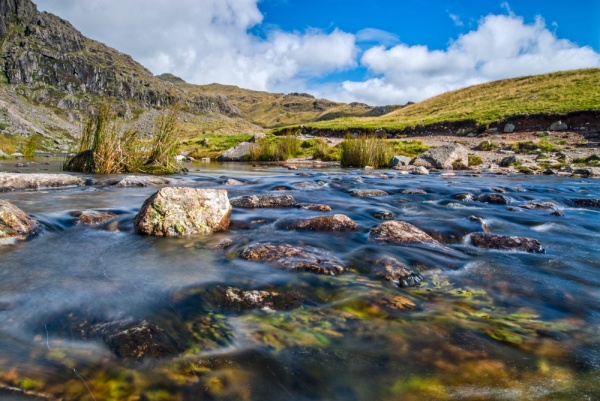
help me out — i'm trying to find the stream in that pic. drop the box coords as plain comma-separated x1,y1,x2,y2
0,160,599,400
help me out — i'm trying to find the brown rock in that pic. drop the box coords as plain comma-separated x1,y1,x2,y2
288,214,358,232
454,193,476,201
572,198,600,208
230,194,296,208
369,220,439,246
401,189,427,195
296,203,332,212
71,210,117,225
470,233,545,253
520,202,556,210
477,193,512,205
0,200,41,243
209,286,305,312
222,178,244,186
240,243,346,275
134,187,231,236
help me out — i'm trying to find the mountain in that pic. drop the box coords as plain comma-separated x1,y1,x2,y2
0,0,262,152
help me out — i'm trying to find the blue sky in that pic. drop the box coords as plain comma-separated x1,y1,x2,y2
37,0,600,105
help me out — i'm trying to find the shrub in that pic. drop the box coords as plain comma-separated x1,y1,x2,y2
0,134,17,154
65,102,183,174
468,154,483,166
22,135,42,159
340,135,392,168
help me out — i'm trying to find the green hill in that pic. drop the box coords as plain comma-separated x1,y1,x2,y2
294,68,600,132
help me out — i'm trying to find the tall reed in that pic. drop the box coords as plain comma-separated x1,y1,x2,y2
340,134,392,168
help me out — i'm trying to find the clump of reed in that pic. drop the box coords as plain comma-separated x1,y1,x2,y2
340,134,392,168
64,102,182,174
249,135,302,161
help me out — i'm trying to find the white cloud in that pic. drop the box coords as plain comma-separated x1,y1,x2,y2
449,14,463,27
356,28,400,46
342,14,600,105
36,0,357,92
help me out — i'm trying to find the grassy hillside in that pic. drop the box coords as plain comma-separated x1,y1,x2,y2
172,81,396,128
297,69,600,131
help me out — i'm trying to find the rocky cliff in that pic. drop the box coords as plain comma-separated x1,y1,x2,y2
0,0,239,116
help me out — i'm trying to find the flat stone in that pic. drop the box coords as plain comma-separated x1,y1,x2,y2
287,214,358,231
401,189,427,195
134,187,231,236
348,189,389,197
412,166,429,175
520,202,556,210
369,220,440,246
230,194,296,208
240,243,346,275
296,203,332,212
0,200,41,244
470,233,545,253
0,172,85,192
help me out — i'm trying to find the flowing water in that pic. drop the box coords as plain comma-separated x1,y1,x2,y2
0,160,599,400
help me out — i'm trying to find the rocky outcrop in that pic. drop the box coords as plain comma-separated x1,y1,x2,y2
217,142,252,161
134,187,231,236
411,143,468,170
470,233,545,253
240,242,346,275
369,220,439,246
287,214,358,232
230,194,296,208
0,199,40,243
0,172,84,191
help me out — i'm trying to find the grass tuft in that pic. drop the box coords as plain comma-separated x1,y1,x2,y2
340,135,392,168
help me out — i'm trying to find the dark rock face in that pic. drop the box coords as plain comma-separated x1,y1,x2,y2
296,203,332,212
134,187,231,236
230,194,296,208
208,286,305,312
348,189,389,197
240,243,346,275
0,199,40,243
371,257,423,287
287,214,358,232
71,210,116,225
470,233,545,253
369,221,439,246
411,143,469,170
0,172,85,192
477,193,512,205
572,198,600,208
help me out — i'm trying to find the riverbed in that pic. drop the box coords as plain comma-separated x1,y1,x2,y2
0,160,599,400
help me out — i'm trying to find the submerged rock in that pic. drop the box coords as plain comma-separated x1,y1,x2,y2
288,214,358,232
369,220,440,246
470,233,545,253
230,194,296,208
477,193,512,205
520,202,556,210
134,187,231,236
71,210,117,225
208,286,305,312
371,257,423,287
401,189,427,195
454,193,476,201
373,211,395,220
411,143,469,170
571,198,600,208
0,200,41,243
222,178,245,186
240,243,346,275
348,189,389,197
0,172,85,192
296,203,332,212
